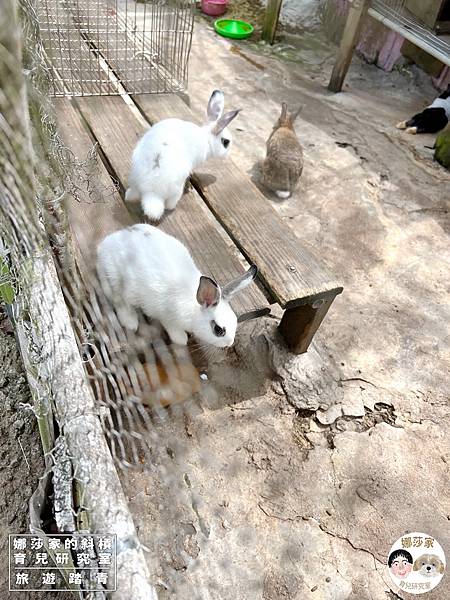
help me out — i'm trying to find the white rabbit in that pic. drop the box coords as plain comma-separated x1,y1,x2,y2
125,90,240,221
96,224,257,347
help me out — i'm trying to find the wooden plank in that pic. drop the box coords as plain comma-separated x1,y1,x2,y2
54,98,132,277
1,3,156,592
328,0,370,93
74,95,269,320
133,93,343,309
54,97,201,415
262,0,284,45
279,293,339,354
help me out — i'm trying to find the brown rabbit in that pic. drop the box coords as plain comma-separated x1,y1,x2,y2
261,103,303,199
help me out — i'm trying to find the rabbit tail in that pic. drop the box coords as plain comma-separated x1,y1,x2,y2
141,192,165,221
125,186,140,202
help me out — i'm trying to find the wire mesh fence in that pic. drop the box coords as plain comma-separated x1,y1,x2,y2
369,0,450,67
37,0,194,95
1,0,201,596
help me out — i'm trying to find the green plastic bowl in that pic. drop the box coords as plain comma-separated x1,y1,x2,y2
214,19,254,40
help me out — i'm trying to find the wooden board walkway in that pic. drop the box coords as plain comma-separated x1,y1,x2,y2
55,93,342,353
56,97,269,321
132,93,343,353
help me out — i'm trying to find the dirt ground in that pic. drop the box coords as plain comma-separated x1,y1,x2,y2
2,7,450,600
118,16,450,600
0,310,73,599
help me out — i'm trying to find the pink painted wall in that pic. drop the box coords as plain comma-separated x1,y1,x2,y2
330,0,449,90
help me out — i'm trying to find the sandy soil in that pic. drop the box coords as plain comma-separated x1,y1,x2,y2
2,5,450,600
0,310,74,599
118,16,450,600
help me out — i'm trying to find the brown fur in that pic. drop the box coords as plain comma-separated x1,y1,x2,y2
261,103,304,197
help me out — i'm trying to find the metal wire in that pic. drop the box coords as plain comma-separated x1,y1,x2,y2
37,0,194,96
370,0,450,67
1,0,200,595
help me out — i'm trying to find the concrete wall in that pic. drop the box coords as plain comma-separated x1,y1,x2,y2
259,0,323,29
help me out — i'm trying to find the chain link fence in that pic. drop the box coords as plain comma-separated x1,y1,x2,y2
0,0,200,596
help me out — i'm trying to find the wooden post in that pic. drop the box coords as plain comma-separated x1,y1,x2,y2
278,292,340,354
328,0,370,93
262,0,283,45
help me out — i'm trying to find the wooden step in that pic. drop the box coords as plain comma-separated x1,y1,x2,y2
131,93,343,353
55,96,269,321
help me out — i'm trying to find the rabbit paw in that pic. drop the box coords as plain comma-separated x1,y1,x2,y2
275,190,291,199
165,191,183,211
166,327,188,346
125,187,140,202
117,306,138,331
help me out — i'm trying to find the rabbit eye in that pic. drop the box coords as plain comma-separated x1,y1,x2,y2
221,138,230,149
212,321,226,337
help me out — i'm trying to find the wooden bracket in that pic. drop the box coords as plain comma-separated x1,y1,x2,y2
278,291,341,354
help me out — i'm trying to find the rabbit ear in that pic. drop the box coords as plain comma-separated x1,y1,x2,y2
280,102,288,121
290,105,303,123
222,265,257,299
212,109,241,135
207,90,225,122
197,276,221,307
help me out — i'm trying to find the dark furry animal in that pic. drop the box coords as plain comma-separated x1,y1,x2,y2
396,85,450,134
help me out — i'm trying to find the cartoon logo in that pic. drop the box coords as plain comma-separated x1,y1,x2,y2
389,549,413,579
388,532,446,595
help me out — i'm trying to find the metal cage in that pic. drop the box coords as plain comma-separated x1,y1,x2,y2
37,0,195,96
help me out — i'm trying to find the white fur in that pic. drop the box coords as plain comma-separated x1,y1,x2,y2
275,190,291,199
430,97,450,119
126,90,239,220
97,224,256,348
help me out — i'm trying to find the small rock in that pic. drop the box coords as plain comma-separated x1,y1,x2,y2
316,404,342,425
13,419,25,435
222,519,232,530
